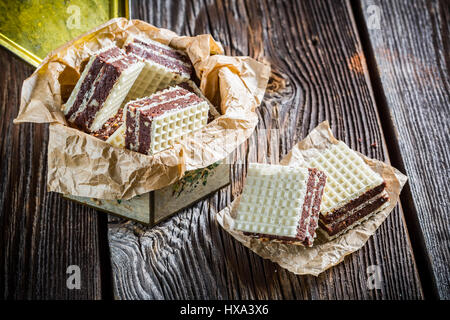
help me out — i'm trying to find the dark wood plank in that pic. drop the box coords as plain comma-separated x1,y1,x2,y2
0,47,103,299
357,0,450,299
108,0,423,299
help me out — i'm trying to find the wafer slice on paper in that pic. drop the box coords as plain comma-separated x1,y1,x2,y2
306,141,389,240
124,85,209,155
64,46,144,132
124,36,194,100
233,163,327,246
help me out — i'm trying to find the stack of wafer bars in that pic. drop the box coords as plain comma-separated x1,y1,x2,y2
63,37,219,153
233,142,389,246
306,142,389,240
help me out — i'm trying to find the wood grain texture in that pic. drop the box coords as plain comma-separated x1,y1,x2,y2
107,0,423,299
359,0,450,299
0,47,103,299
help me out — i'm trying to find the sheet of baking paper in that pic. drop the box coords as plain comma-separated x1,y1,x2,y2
216,121,408,276
14,18,270,200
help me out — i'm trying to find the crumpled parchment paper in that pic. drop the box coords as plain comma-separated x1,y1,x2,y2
216,121,407,276
14,18,270,200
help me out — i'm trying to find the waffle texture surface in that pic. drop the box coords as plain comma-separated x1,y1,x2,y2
125,86,209,155
125,36,192,100
234,163,310,238
106,124,126,148
305,141,384,215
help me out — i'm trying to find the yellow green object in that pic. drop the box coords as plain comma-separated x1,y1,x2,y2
0,0,128,67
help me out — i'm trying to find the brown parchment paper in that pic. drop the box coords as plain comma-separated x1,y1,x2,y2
216,121,407,276
14,18,270,200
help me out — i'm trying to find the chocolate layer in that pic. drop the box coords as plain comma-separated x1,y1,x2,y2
127,88,189,109
296,168,320,243
137,112,152,154
92,108,123,141
66,47,135,132
305,169,327,245
319,194,389,236
125,107,137,150
134,38,191,64
107,54,138,72
242,232,305,245
126,43,192,76
140,95,202,118
129,88,200,110
321,182,386,224
66,57,104,120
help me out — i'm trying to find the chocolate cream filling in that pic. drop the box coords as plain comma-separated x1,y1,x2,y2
319,191,389,236
305,169,327,244
137,95,203,154
320,182,386,224
92,108,123,141
295,168,326,245
125,107,138,150
65,57,104,121
73,63,120,131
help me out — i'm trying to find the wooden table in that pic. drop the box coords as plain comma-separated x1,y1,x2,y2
1,0,448,300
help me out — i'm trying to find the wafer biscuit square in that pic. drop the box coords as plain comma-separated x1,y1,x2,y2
124,36,193,100
125,86,209,155
306,142,384,215
234,163,326,246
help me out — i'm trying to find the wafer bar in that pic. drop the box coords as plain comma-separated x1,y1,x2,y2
124,36,193,100
233,163,327,246
91,108,126,148
64,46,144,132
305,141,389,240
124,85,209,155
177,80,221,121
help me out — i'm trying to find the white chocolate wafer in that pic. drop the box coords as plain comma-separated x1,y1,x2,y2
178,80,221,119
124,36,193,100
64,46,144,132
306,141,384,214
125,86,209,155
106,124,126,148
233,163,326,246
